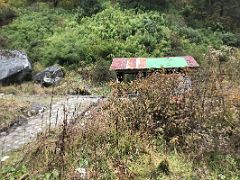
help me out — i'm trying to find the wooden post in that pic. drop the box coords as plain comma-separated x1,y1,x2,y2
116,72,124,83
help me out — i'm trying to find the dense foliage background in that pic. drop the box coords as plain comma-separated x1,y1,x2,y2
0,0,239,70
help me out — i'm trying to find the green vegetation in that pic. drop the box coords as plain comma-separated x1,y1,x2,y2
0,0,240,179
1,1,239,69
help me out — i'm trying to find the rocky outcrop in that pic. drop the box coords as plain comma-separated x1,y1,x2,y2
0,50,32,85
33,64,64,87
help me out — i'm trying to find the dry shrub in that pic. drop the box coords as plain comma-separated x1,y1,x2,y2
106,47,240,159
35,48,240,178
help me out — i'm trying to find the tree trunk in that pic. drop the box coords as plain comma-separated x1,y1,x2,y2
53,0,59,7
220,0,224,16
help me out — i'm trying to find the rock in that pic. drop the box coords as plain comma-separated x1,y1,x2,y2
12,116,27,128
76,168,87,179
33,64,64,87
28,102,46,116
0,132,7,136
0,50,32,85
84,111,90,117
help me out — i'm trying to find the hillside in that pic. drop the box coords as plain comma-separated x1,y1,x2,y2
0,0,240,179
1,1,240,68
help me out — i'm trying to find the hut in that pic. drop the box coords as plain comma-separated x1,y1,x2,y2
110,56,199,82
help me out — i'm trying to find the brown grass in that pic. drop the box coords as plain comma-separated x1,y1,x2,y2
0,71,92,96
0,98,30,130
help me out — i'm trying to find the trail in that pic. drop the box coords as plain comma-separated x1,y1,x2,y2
0,95,101,156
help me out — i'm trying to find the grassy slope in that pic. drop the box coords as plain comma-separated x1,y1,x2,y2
0,92,61,130
0,98,29,130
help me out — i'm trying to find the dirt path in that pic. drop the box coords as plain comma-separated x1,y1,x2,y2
0,95,101,156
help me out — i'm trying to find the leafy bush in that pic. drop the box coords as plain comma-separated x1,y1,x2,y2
178,27,203,43
91,60,115,84
1,165,28,179
72,0,102,16
40,7,173,65
0,3,77,63
1,2,239,72
220,32,240,47
0,5,171,65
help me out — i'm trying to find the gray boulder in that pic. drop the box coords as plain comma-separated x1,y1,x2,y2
0,50,32,85
33,64,64,87
27,102,46,116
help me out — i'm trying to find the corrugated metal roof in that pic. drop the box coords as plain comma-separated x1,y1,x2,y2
110,56,199,71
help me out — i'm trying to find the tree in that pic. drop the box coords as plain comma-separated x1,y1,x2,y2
53,0,59,7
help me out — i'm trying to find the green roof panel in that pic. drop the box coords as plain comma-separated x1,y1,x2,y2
146,57,188,69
